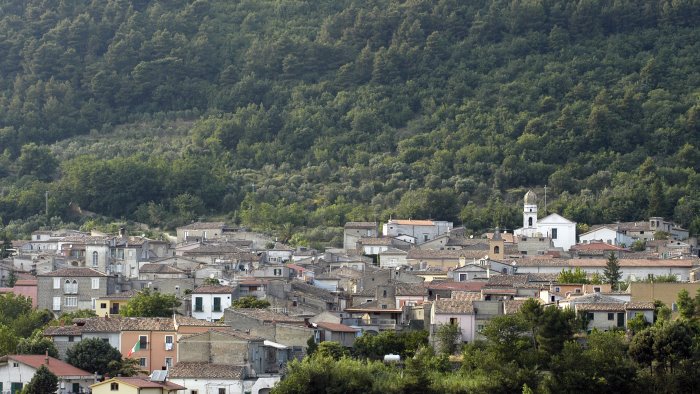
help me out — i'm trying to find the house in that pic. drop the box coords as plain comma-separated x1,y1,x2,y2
378,248,409,269
170,362,281,394
265,243,294,264
91,377,185,394
0,279,38,308
191,285,235,322
539,284,612,304
579,226,634,247
233,279,268,299
223,308,313,356
176,329,276,374
95,290,138,316
430,300,476,343
176,221,229,244
406,249,491,270
570,242,627,258
0,354,94,394
448,264,500,282
313,322,359,347
36,267,116,315
513,190,577,251
628,282,700,313
44,317,122,359
251,265,291,280
575,302,655,331
513,258,696,282
382,219,453,244
343,222,378,250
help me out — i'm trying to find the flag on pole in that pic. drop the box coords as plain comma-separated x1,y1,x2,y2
127,340,141,357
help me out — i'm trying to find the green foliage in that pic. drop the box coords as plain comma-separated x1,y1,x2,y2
0,0,697,242
603,252,623,290
232,296,270,309
202,277,220,285
435,323,461,355
50,309,97,326
120,288,181,317
0,293,52,338
631,239,647,252
22,365,58,394
352,330,428,360
557,267,589,284
65,337,122,376
0,325,19,356
306,336,317,357
107,357,144,377
314,341,349,361
16,331,59,358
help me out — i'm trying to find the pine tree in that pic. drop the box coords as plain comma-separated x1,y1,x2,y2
603,252,622,290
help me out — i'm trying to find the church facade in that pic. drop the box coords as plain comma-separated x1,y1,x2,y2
514,190,577,251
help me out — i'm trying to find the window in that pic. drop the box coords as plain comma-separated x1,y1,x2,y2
594,287,601,293
608,313,614,321
165,335,174,351
218,389,226,394
139,358,147,367
65,297,78,307
92,251,98,267
92,278,100,289
110,382,119,391
273,268,282,276
213,297,221,312
101,303,107,308
139,335,148,350
52,297,61,311
575,289,581,294
191,391,198,394
64,280,78,294
554,287,560,292
382,290,387,297
194,297,203,312
528,217,533,227
493,246,500,254
68,335,74,342
477,324,484,332
459,273,467,281
587,313,594,321
450,317,458,325
53,277,61,289
552,228,558,240
381,304,387,309
165,357,173,368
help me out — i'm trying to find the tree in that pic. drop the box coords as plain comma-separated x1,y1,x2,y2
5,270,17,287
676,289,695,319
16,331,59,358
557,268,589,284
107,357,144,377
66,338,122,376
603,252,622,290
202,277,220,285
23,365,58,394
480,314,531,363
120,289,181,317
0,324,19,356
314,341,349,361
232,296,270,309
16,143,58,181
50,309,97,326
435,323,461,355
306,336,318,357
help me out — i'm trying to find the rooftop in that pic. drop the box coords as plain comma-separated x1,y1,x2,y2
315,321,359,333
345,222,378,229
169,362,246,379
95,377,185,390
178,221,227,230
434,299,475,314
192,285,235,294
38,267,108,277
1,355,92,377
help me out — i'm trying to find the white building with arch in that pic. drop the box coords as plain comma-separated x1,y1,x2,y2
514,190,576,251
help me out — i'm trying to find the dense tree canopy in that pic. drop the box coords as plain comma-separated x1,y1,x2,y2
0,0,698,245
120,288,181,317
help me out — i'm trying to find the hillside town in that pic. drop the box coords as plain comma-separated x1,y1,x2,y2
0,190,698,393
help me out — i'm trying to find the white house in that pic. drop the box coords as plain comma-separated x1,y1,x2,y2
579,226,635,247
514,190,576,250
383,219,453,244
515,258,695,282
0,354,94,394
379,248,409,269
169,363,280,394
191,285,235,322
430,299,476,344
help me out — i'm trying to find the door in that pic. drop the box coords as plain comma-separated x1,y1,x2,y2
617,312,625,328
10,382,23,394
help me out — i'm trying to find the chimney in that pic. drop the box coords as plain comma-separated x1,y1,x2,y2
45,350,49,365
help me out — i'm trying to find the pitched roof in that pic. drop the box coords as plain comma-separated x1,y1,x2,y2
95,377,185,390
315,321,359,333
425,281,486,291
178,222,227,230
345,222,378,229
2,355,92,377
504,300,528,314
227,308,306,325
291,280,337,302
389,219,435,226
170,362,246,379
139,264,187,274
38,267,108,277
174,315,228,327
571,242,627,251
576,303,626,312
357,237,392,246
192,285,235,294
434,299,475,314
451,291,482,301
514,258,695,268
486,274,530,287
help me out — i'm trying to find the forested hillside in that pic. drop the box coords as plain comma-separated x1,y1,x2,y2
0,0,699,244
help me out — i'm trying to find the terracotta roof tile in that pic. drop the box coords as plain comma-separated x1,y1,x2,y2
97,377,185,390
2,355,92,377
192,285,235,294
139,264,187,274
389,219,435,226
170,362,245,379
178,222,227,230
315,321,359,333
227,308,306,325
344,222,378,229
434,299,474,314
38,267,108,277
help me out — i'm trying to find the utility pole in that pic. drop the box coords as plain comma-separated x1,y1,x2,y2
45,191,49,218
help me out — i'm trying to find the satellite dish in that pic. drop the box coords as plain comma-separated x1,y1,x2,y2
210,273,215,279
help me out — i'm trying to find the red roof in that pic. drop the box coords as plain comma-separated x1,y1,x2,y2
571,242,627,251
95,377,185,390
2,355,92,377
315,321,359,333
426,281,486,291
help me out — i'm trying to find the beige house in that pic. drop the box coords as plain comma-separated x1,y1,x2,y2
91,377,185,394
176,222,229,244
